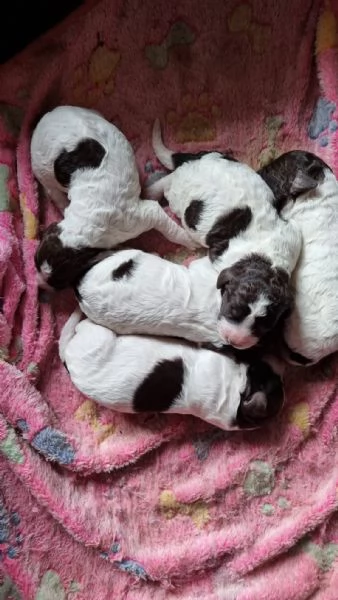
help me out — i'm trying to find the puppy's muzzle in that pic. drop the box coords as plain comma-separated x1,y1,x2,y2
217,318,258,350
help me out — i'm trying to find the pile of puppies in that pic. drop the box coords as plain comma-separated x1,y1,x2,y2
32,105,338,432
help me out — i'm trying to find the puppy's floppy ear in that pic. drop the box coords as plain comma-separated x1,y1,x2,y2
216,268,231,290
290,169,319,197
84,249,116,268
74,249,117,285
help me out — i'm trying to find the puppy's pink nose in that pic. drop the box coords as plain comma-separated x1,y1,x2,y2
218,321,257,349
227,337,256,349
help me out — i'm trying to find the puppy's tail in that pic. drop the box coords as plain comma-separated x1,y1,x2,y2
59,307,83,364
152,119,174,170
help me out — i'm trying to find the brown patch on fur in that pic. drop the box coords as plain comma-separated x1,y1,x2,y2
207,206,252,260
35,222,102,290
258,150,328,212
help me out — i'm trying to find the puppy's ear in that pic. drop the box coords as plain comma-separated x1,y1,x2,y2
74,249,116,285
216,268,231,290
290,169,318,197
85,249,116,268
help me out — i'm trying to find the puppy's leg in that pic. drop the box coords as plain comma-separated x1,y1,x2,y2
144,174,171,201
138,200,197,249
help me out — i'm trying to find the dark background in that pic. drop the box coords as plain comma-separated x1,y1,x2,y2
0,1,83,64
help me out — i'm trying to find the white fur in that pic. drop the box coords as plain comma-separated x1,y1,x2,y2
213,199,301,276
148,124,302,347
59,306,83,363
77,248,224,346
60,312,251,431
152,118,174,170
148,145,301,272
31,106,195,257
282,169,338,364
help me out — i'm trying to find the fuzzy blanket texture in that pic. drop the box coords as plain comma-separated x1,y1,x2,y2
0,0,338,598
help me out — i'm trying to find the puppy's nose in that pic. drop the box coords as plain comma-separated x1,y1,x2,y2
229,339,257,350
237,377,284,429
217,320,258,349
241,391,267,420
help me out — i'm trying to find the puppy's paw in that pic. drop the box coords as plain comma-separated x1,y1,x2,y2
173,228,200,250
144,183,164,201
181,235,199,250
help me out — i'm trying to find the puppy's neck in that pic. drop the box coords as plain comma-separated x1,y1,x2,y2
191,355,248,430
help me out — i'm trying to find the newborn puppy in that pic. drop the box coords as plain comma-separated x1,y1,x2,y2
147,119,275,251
76,248,225,347
32,106,194,290
258,151,338,365
146,121,301,348
60,309,285,431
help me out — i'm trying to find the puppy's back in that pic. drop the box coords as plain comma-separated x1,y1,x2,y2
30,105,135,187
283,170,338,361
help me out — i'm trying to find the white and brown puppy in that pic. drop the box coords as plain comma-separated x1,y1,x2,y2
59,309,284,431
146,121,302,349
75,248,291,352
76,248,225,347
32,106,195,290
258,151,338,365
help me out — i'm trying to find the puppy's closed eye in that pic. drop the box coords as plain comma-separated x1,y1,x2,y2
227,304,250,323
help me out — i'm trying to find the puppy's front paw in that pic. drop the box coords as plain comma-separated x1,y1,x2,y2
184,240,198,251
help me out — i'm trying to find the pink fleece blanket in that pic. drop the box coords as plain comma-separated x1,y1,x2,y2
0,0,338,598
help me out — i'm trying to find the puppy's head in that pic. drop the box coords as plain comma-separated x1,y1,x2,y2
258,150,329,212
216,254,293,349
236,358,284,428
35,223,102,291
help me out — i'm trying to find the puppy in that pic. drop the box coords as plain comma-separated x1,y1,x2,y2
146,121,301,348
60,309,285,431
75,249,293,353
258,151,338,365
76,248,224,346
31,106,195,290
